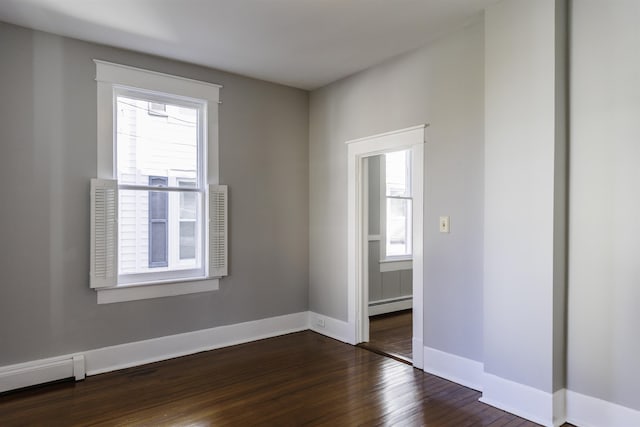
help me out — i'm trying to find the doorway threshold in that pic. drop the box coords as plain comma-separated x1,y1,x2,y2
357,343,413,366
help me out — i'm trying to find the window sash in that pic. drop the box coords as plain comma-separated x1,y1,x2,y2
114,86,207,284
113,86,206,191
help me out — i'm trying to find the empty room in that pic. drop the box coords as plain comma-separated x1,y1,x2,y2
0,1,638,426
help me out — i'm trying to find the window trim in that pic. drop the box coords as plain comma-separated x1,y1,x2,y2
94,60,222,303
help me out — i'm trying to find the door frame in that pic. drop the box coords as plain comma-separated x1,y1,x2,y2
346,124,426,369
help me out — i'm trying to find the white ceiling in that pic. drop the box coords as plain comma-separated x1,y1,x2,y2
0,0,495,90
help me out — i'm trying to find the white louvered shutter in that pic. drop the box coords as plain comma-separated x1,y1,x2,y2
208,184,228,277
90,179,118,288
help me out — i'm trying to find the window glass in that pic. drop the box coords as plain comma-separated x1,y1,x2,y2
116,95,198,187
386,198,412,257
116,89,204,279
384,149,412,258
385,150,411,197
180,222,196,260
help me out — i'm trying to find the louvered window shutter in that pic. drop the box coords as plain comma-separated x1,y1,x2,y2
208,184,228,277
90,179,118,288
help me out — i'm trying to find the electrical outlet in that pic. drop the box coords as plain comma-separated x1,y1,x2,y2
440,216,450,233
316,318,326,328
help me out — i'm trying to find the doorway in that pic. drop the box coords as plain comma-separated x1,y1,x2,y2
346,125,426,369
360,152,414,363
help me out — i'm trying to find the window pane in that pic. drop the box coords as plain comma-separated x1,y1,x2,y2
386,198,412,257
118,189,202,274
116,95,199,186
385,150,411,197
179,180,197,220
150,222,168,266
180,222,196,260
149,191,168,220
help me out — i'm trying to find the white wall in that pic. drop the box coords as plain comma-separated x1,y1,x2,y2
568,0,640,412
309,18,485,361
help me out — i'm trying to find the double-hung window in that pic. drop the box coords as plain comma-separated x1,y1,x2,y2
381,149,412,260
91,61,227,304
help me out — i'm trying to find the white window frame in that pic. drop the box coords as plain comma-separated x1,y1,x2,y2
94,60,223,304
379,150,413,266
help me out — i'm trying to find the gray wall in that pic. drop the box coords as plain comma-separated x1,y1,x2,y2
568,0,640,411
0,22,309,366
309,19,485,361
483,0,566,394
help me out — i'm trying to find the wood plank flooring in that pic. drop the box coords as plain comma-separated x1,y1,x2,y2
0,331,569,426
359,310,413,363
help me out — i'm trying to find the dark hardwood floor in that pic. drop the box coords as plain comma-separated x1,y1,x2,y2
359,310,413,363
0,331,566,426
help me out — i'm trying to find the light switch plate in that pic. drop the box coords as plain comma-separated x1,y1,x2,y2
439,216,450,233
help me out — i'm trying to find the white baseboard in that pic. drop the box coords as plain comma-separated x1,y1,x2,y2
85,311,309,375
566,389,640,427
0,312,308,393
479,373,565,427
423,346,483,391
0,354,85,393
308,311,353,344
412,338,423,369
368,297,412,316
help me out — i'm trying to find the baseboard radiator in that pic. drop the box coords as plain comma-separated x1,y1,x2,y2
0,355,85,393
369,296,413,316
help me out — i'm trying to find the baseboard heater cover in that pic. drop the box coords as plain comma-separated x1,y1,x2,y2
369,296,413,316
0,355,85,393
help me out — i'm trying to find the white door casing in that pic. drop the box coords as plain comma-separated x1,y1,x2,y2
346,124,426,369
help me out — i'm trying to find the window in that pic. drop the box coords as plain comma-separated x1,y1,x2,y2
148,102,168,117
91,60,227,304
115,87,205,284
382,150,412,259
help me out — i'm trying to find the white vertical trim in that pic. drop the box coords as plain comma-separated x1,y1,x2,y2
346,124,426,369
362,158,370,342
90,179,118,288
379,153,388,260
410,141,424,369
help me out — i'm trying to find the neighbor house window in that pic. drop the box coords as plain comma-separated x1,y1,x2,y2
382,150,412,258
91,60,227,304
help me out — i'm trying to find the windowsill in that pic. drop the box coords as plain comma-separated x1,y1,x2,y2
96,277,219,304
379,258,412,272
